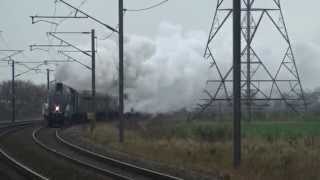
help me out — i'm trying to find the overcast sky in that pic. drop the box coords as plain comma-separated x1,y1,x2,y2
0,0,319,90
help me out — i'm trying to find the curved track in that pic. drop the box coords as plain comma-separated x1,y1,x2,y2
33,127,133,180
0,122,49,180
2,124,111,180
56,129,183,180
34,127,183,180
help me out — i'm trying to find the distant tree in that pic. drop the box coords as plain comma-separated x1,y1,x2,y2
0,80,46,121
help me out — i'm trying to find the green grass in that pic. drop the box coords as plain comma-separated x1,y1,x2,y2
243,121,320,139
140,119,320,141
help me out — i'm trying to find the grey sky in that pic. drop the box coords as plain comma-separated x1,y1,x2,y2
0,0,319,90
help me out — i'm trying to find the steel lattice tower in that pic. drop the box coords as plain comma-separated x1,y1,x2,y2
195,0,306,119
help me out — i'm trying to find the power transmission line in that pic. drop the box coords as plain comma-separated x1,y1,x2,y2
124,0,169,12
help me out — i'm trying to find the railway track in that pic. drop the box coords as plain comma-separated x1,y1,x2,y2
34,127,184,180
3,125,110,180
0,120,40,129
56,129,184,180
0,122,49,180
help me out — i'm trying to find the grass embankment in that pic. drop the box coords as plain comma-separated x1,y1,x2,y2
82,118,320,180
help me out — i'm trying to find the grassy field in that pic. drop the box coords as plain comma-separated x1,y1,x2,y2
81,116,320,180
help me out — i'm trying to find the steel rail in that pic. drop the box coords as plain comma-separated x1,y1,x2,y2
56,129,183,180
0,123,49,180
0,120,41,129
32,127,133,180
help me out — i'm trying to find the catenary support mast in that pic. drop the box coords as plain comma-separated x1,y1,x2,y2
119,0,124,143
233,0,241,168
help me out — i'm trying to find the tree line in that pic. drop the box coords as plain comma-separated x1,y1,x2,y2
1,79,320,122
0,80,46,121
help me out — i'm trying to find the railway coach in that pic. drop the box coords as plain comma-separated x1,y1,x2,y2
43,82,117,127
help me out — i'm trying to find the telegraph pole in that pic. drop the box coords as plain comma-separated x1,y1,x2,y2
11,60,15,123
246,0,252,122
233,0,242,168
119,0,124,143
91,29,96,113
47,69,50,91
0,50,23,123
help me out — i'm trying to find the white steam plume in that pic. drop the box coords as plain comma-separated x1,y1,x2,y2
55,22,210,113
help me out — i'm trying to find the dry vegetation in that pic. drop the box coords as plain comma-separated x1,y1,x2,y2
81,116,320,180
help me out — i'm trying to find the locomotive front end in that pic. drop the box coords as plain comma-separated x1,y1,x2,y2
47,82,68,127
48,104,64,126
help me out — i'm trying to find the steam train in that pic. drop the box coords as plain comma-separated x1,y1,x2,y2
43,82,117,127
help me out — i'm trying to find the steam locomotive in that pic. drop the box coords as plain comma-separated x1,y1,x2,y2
43,82,117,127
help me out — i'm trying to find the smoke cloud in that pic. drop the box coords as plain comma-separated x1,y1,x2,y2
56,22,210,113
55,20,320,113
296,41,320,91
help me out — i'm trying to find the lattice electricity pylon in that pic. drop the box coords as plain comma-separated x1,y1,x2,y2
195,0,307,119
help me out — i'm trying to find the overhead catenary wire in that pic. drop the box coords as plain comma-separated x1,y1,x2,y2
0,32,48,83
0,33,12,57
45,0,89,68
97,24,118,42
51,0,59,32
98,31,115,41
124,0,169,12
0,33,11,49
0,32,33,62
57,0,89,24
15,63,45,78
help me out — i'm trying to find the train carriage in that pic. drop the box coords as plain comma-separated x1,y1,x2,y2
44,82,117,127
